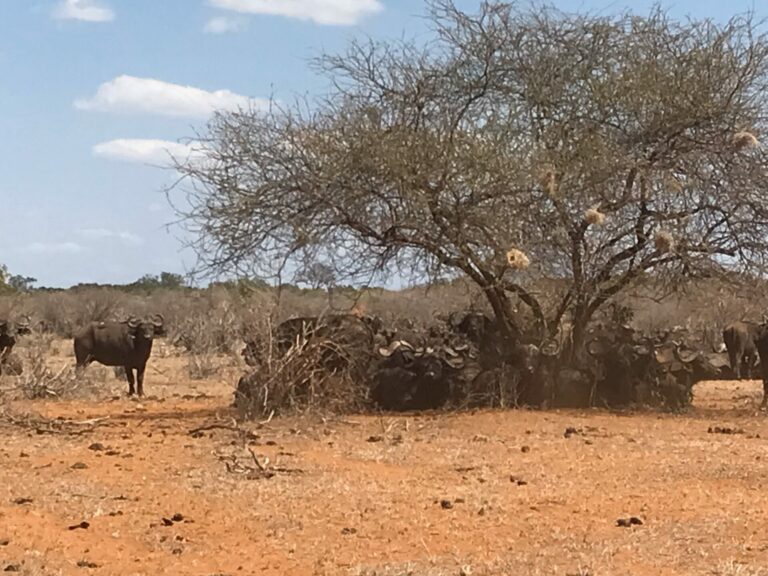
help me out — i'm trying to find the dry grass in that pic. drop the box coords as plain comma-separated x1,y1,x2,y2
1,372,767,574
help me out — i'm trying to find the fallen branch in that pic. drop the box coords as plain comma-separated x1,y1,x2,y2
188,423,260,440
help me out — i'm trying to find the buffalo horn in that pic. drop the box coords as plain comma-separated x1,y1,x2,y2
127,316,141,329
540,337,560,357
676,347,699,364
152,313,165,327
378,340,409,357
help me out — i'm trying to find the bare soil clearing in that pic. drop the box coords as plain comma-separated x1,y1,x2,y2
1,367,768,575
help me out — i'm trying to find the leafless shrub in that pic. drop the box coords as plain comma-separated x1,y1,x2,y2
235,323,368,418
14,334,81,399
186,350,220,380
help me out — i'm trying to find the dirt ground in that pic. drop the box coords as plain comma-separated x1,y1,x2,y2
2,349,768,575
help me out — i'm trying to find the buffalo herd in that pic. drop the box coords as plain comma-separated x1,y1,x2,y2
234,311,760,413
2,309,768,410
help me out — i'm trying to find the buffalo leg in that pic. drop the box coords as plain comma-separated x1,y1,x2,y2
124,366,136,396
762,383,768,410
136,365,145,397
748,353,759,380
729,350,742,380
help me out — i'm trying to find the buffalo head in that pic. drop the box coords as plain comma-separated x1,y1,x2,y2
124,314,165,341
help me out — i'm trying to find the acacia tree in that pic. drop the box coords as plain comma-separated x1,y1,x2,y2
173,1,768,355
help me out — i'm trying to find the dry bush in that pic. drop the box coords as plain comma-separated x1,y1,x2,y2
13,333,81,399
235,326,369,418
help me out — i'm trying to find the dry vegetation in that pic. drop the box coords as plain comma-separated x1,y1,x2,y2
1,356,768,575
0,282,764,575
4,1,768,570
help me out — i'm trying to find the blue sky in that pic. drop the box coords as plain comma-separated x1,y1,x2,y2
0,0,763,288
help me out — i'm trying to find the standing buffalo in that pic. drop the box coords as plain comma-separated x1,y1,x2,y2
723,321,759,380
752,322,768,409
73,314,165,396
0,316,30,375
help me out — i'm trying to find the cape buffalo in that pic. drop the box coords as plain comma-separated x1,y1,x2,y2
723,321,759,380
372,340,457,411
74,314,165,396
0,316,30,375
752,322,768,409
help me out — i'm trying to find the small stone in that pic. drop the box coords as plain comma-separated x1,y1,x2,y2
13,498,32,505
76,560,100,569
440,499,453,509
367,435,384,443
4,565,20,572
71,462,88,470
0,539,9,546
616,516,643,528
564,427,581,438
88,443,105,452
521,446,530,453
171,513,184,522
341,527,357,535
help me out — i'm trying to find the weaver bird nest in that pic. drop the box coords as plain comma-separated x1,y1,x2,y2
733,131,759,150
654,230,675,253
585,208,606,226
506,248,531,270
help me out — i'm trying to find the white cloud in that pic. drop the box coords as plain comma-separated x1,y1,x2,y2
209,0,383,26
148,202,165,213
204,16,246,34
75,75,263,118
52,0,114,22
92,139,207,165
77,228,145,246
23,242,85,255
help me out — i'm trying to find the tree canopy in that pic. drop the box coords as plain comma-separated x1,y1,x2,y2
173,0,768,350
